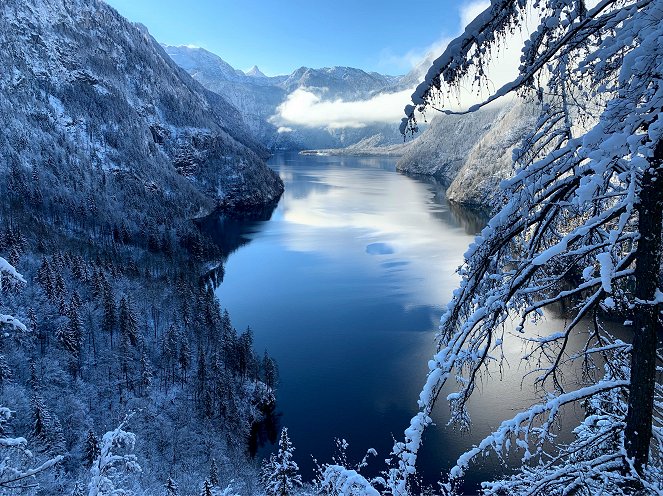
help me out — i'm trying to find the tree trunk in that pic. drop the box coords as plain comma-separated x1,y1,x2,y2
624,141,663,473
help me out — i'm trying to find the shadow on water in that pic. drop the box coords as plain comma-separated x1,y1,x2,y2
197,202,279,259
405,172,489,235
249,403,282,457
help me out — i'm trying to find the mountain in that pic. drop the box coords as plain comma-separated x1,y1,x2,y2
1,0,283,224
164,44,290,148
279,65,396,98
0,0,285,492
397,99,539,211
163,45,406,150
245,65,267,78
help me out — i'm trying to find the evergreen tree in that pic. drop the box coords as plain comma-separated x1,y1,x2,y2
262,351,278,389
200,479,213,496
164,476,178,496
139,345,153,394
119,295,138,347
83,430,100,469
209,458,219,486
31,393,65,456
102,287,116,348
260,427,302,496
178,332,190,384
0,355,11,388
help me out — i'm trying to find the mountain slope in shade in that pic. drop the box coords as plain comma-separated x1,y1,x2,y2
1,0,283,223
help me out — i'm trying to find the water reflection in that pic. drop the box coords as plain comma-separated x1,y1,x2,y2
198,202,278,258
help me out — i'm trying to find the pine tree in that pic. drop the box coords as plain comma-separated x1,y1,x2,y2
83,430,100,468
102,288,116,348
0,355,11,388
209,458,219,486
262,351,278,389
164,476,178,496
178,332,190,384
31,393,65,456
119,296,138,347
139,345,153,394
260,427,302,496
36,257,54,298
200,479,213,496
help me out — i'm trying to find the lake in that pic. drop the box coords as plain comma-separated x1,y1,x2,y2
210,152,593,491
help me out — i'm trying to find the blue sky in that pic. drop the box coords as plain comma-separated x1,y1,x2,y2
104,0,473,76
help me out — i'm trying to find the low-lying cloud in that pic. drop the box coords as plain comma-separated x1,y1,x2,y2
272,87,415,130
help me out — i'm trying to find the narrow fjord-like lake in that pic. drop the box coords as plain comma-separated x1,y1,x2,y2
209,152,580,489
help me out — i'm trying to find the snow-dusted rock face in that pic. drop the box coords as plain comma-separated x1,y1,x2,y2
1,0,283,218
397,99,538,211
164,45,404,150
446,101,539,209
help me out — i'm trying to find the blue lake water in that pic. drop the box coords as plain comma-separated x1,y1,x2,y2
211,152,583,490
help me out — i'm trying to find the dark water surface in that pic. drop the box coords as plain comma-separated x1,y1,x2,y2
210,152,587,490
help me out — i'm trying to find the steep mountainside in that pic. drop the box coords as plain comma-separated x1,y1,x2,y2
0,1,284,492
397,99,538,211
1,0,283,224
164,45,289,149
164,45,405,150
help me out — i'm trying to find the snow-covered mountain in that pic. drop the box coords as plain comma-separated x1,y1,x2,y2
245,65,267,78
1,0,283,223
163,45,406,150
397,99,539,211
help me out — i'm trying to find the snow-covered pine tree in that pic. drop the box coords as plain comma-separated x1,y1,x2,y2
200,479,213,496
260,427,302,496
88,416,141,496
391,0,663,494
83,430,100,469
209,458,219,486
164,476,178,496
31,392,65,456
119,296,138,347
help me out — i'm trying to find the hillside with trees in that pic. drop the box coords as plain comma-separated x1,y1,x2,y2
0,0,283,493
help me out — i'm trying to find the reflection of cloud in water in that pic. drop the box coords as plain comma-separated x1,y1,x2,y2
274,161,477,307
366,242,395,255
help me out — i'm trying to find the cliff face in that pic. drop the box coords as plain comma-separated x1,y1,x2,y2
1,0,283,222
396,99,538,211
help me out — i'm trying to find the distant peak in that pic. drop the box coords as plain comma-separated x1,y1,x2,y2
245,65,267,78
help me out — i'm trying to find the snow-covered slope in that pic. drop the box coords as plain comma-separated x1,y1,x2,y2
279,66,395,98
446,101,539,209
397,99,538,211
0,0,283,221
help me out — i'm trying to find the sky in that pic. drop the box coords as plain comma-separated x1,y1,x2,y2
104,0,475,76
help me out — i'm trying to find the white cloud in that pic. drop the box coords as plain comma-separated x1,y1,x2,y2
272,87,415,130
